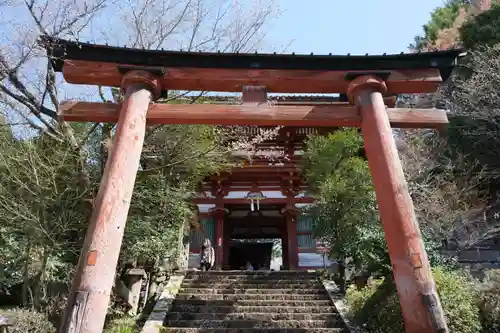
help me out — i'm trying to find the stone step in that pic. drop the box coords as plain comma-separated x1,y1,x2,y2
165,319,340,329
181,282,324,289
169,305,336,314
172,299,333,307
184,271,318,277
165,329,346,333
183,276,320,282
179,288,327,295
166,312,341,321
175,294,330,301
182,279,321,285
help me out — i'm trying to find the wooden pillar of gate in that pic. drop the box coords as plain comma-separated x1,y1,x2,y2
59,71,160,333
282,228,289,270
282,204,298,270
212,205,225,271
286,214,298,270
223,230,230,269
347,76,448,333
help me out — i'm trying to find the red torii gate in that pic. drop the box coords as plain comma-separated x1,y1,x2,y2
42,37,461,333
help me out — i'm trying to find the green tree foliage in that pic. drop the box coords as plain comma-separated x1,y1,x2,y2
123,177,192,263
0,124,93,308
460,3,500,49
0,119,254,309
304,129,389,285
346,267,482,333
411,0,469,50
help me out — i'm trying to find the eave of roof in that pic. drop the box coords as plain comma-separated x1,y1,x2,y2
167,95,357,104
40,36,463,81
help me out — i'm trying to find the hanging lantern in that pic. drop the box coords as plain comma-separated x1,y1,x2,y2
245,191,266,211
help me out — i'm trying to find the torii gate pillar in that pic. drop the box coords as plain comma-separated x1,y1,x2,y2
347,76,448,333
59,71,160,333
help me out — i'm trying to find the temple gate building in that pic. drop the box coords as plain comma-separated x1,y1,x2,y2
187,120,335,270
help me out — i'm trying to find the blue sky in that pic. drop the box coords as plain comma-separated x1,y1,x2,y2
266,0,444,55
1,0,447,120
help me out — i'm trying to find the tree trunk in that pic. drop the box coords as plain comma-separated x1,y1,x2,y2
101,124,112,176
60,121,91,188
21,242,31,308
32,247,50,311
338,257,346,294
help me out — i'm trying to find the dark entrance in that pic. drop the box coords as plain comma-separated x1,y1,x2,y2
224,204,285,270
228,241,273,270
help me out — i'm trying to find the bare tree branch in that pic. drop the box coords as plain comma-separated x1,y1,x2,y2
398,129,491,247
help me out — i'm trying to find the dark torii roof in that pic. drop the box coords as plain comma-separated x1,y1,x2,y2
40,36,463,81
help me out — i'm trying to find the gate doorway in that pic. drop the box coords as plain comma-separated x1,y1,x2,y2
227,240,274,270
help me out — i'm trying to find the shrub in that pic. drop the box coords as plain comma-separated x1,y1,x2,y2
104,316,139,333
345,267,482,333
478,269,500,333
345,277,402,333
433,268,482,333
0,308,55,333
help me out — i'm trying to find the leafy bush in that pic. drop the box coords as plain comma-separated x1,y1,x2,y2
346,267,482,333
434,268,482,333
460,4,500,49
345,277,401,333
478,270,500,333
0,309,55,333
304,130,387,290
103,316,139,333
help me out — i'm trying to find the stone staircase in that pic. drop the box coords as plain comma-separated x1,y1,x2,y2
164,271,348,333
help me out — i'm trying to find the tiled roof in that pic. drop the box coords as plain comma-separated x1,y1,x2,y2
41,37,463,81
170,95,352,103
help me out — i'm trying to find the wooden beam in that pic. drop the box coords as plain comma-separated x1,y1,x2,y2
62,60,443,94
59,101,448,129
229,166,301,173
202,186,308,192
192,197,314,204
273,95,397,107
242,85,267,104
